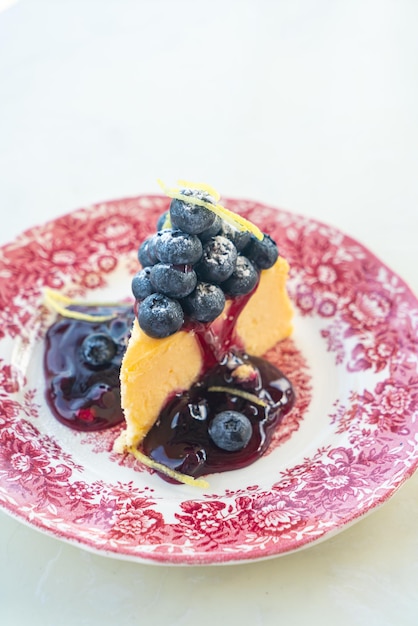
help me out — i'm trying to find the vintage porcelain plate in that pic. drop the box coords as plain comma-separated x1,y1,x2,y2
0,195,417,565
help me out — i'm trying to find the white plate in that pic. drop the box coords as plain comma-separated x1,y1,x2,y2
0,195,417,565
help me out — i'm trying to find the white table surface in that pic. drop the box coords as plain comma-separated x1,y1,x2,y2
1,1,418,624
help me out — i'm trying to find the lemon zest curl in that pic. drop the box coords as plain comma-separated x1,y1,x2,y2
43,288,119,322
158,179,264,241
208,386,268,407
126,446,210,489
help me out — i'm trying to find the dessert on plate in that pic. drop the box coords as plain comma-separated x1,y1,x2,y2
115,181,295,483
44,181,295,486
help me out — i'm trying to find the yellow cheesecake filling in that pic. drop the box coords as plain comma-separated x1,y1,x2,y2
115,322,203,451
235,256,293,356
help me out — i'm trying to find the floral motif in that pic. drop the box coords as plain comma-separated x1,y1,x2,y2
0,195,417,564
174,500,241,550
330,374,418,444
0,361,20,393
342,282,395,334
0,430,72,508
304,448,370,509
109,497,164,541
237,492,309,536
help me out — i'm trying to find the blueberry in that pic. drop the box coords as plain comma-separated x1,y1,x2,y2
138,293,184,338
80,333,117,369
244,233,279,269
222,256,259,297
155,229,203,265
208,410,253,452
138,235,159,267
170,190,216,235
195,235,238,283
199,214,222,242
182,282,226,323
150,263,197,298
131,267,155,300
219,222,252,252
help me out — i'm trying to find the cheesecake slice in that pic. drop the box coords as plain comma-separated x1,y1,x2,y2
115,255,293,452
115,181,294,480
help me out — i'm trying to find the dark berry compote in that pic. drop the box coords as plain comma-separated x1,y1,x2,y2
142,351,295,480
44,304,134,431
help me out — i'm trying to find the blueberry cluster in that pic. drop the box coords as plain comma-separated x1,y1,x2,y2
132,191,279,338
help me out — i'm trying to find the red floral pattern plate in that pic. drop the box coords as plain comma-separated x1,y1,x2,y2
1,195,417,565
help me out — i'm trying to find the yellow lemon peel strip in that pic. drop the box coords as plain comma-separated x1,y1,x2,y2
43,288,118,322
158,179,264,241
161,213,172,229
208,386,268,407
126,446,209,488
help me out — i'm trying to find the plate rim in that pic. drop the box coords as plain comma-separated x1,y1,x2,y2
0,193,417,565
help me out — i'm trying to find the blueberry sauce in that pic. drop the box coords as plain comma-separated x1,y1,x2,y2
139,286,294,480
44,305,134,431
142,353,295,479
44,294,295,480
